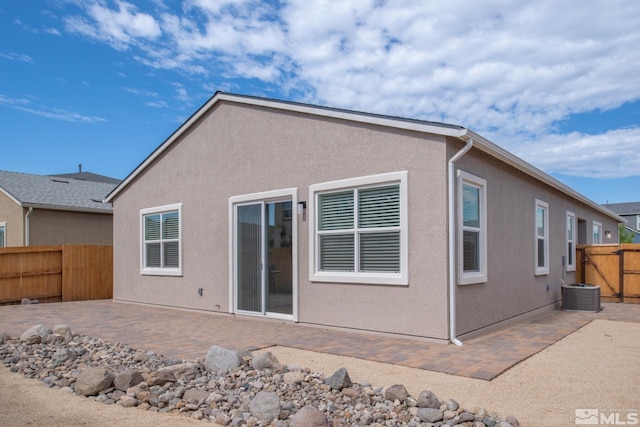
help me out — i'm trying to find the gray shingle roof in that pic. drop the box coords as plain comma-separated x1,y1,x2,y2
601,202,640,215
50,171,121,185
0,170,116,213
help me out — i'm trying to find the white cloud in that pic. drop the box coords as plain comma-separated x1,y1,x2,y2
0,51,34,63
172,82,191,104
512,127,640,179
60,0,640,178
123,87,159,98
283,1,640,124
14,106,107,123
65,0,161,50
279,0,640,177
0,94,106,123
146,100,169,108
0,94,30,106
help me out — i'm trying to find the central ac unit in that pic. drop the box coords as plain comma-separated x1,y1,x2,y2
562,284,601,312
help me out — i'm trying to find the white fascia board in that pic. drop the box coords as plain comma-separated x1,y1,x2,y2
104,92,624,225
216,93,466,138
2,185,112,214
625,225,640,233
0,186,23,207
22,203,113,214
463,130,624,224
105,93,467,202
106,94,222,202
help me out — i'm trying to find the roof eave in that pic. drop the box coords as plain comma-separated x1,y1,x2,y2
23,203,113,214
624,225,640,233
0,185,23,207
103,93,624,225
461,130,624,223
105,92,466,202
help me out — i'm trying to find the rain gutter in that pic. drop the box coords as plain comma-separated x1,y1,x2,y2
24,207,33,246
447,137,473,346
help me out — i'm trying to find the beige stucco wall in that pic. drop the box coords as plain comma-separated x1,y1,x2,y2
28,209,113,246
0,192,24,247
453,148,620,335
112,101,451,340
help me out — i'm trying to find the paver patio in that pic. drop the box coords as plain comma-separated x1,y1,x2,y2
1,300,638,380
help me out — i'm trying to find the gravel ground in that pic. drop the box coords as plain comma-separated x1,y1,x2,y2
1,319,638,426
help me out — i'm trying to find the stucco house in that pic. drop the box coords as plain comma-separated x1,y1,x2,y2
106,92,622,343
0,169,118,247
602,201,640,243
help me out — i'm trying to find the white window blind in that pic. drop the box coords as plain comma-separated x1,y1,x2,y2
318,184,400,273
310,171,408,285
358,185,400,228
319,234,354,271
141,204,182,275
359,185,400,273
319,191,353,230
359,232,400,272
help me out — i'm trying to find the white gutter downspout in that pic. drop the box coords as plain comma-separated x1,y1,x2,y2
448,137,473,346
25,207,33,246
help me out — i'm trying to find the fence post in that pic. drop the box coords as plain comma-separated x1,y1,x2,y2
619,247,625,303
581,246,586,284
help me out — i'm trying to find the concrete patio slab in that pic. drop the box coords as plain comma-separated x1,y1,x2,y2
1,300,638,380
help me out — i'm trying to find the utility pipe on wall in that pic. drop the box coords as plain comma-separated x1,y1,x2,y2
447,137,473,346
24,207,33,246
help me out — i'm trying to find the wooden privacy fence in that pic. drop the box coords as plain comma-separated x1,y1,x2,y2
576,244,640,304
0,245,112,305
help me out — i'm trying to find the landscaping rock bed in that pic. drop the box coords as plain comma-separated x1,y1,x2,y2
0,324,520,426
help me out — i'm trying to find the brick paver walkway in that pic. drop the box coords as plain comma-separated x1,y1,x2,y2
1,300,638,380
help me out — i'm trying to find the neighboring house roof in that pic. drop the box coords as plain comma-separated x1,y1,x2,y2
105,92,623,223
624,225,640,234
50,171,122,185
601,201,640,217
0,170,117,213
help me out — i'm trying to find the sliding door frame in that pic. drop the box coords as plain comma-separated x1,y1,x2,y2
229,188,298,321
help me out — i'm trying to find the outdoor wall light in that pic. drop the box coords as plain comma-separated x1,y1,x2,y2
297,201,307,215
605,230,612,239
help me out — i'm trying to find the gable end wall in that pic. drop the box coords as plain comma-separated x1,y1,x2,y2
0,192,24,246
112,101,452,340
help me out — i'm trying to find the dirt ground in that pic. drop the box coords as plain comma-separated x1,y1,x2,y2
1,319,638,426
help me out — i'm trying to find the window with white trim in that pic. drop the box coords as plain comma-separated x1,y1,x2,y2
141,203,182,276
309,171,408,285
535,199,549,275
593,221,602,244
457,171,487,284
566,211,576,272
0,222,5,248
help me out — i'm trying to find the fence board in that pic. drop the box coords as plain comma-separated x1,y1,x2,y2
622,244,640,303
0,245,112,305
577,244,640,304
62,245,113,301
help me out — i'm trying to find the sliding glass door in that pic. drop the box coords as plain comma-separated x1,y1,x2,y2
236,203,263,312
235,200,293,316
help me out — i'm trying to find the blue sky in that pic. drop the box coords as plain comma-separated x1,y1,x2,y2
1,0,639,204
